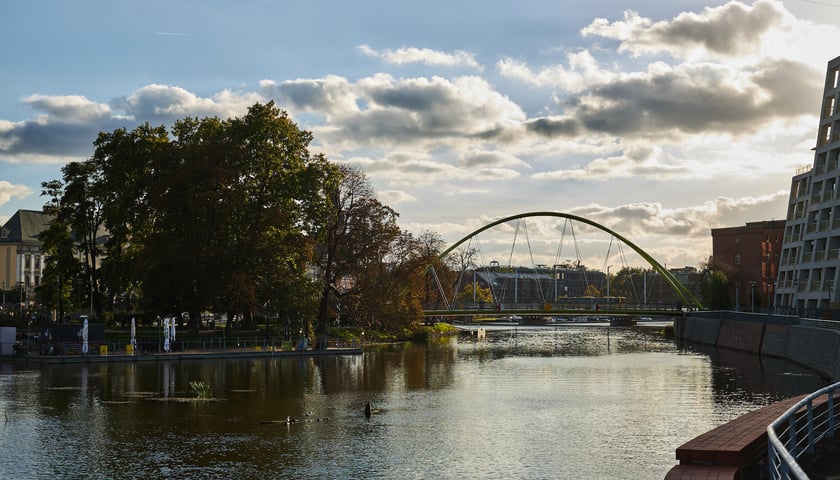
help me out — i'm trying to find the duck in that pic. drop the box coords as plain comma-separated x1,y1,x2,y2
365,402,383,417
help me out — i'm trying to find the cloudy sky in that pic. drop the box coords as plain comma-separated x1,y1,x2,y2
2,0,840,270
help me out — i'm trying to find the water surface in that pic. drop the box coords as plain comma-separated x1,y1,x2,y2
0,326,826,479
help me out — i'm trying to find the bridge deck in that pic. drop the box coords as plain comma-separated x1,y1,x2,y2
664,394,811,479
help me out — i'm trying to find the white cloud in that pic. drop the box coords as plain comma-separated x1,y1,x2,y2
117,84,263,122
378,189,418,206
0,86,265,164
261,76,358,119
497,50,614,91
457,149,531,169
0,181,33,206
582,0,789,60
23,94,112,123
357,44,483,70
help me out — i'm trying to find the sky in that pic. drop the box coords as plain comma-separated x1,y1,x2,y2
2,0,840,271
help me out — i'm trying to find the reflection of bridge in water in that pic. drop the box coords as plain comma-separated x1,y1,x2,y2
424,211,702,318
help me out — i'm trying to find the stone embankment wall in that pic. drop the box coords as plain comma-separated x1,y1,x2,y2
676,313,840,381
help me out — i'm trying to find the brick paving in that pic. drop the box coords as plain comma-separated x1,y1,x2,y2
665,394,813,480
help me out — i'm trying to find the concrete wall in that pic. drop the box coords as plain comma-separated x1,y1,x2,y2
717,320,763,354
786,326,840,380
761,324,789,358
681,314,840,380
681,317,721,345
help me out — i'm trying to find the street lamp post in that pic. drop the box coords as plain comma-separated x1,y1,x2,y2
750,281,756,313
606,265,613,308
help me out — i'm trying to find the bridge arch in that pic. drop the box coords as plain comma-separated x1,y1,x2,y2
438,211,702,308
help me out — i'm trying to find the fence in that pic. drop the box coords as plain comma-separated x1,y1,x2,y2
767,380,840,479
17,336,362,356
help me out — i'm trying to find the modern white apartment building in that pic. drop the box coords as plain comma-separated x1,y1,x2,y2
776,55,840,314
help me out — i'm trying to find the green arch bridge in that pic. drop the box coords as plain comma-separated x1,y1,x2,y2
424,211,702,318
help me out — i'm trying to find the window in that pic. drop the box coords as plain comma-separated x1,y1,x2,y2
735,254,741,266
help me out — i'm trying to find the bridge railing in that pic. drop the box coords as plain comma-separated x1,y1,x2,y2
767,380,840,479
435,301,689,312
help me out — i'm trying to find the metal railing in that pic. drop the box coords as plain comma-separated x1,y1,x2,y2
18,336,363,357
767,381,840,479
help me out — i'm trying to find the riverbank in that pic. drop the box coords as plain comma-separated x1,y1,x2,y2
676,312,840,381
672,312,840,479
6,346,363,364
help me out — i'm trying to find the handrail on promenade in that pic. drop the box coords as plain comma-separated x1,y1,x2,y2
767,381,840,479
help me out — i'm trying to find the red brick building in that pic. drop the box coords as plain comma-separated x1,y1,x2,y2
710,220,785,311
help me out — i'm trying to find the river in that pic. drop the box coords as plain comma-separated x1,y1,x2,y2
0,325,828,479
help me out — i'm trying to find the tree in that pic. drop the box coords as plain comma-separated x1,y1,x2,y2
700,269,731,310
609,267,646,304
35,215,81,321
313,165,401,335
138,103,332,332
338,229,445,334
447,247,478,272
91,124,169,319
41,160,108,321
42,102,333,333
416,231,453,311
455,283,494,304
584,285,600,297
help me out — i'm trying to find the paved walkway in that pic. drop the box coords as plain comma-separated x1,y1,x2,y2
9,347,364,364
664,394,838,479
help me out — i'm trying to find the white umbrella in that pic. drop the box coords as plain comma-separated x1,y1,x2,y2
163,318,170,353
130,317,136,354
81,319,89,354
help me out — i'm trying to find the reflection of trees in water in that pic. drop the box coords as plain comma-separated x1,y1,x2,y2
457,327,676,360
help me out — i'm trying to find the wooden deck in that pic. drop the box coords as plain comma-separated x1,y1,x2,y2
664,394,810,480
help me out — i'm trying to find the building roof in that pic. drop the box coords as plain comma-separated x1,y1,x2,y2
711,219,786,236
0,210,54,245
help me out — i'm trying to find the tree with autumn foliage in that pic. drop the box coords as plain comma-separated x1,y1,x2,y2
313,164,448,336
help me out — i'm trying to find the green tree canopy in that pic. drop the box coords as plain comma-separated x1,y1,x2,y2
39,101,442,338
700,269,731,310
41,102,335,332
